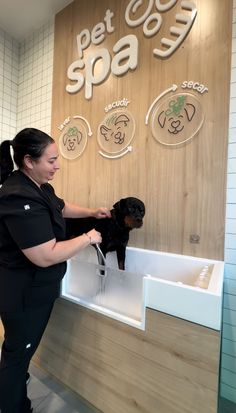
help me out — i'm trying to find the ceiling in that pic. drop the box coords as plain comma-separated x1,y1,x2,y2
0,0,73,41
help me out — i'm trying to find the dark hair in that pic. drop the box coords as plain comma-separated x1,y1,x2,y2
0,140,14,185
0,128,54,184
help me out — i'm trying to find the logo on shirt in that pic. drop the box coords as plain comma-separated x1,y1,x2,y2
24,204,30,210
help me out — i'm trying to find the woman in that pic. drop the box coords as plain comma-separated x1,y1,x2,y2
0,128,110,413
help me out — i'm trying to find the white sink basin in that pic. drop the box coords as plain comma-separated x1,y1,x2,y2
125,248,224,330
61,246,224,331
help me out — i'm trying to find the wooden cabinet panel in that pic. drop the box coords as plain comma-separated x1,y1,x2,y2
33,299,220,413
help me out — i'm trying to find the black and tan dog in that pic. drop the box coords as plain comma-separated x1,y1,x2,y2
65,197,145,270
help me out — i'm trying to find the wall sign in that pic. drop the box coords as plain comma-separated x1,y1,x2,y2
66,0,197,100
146,81,207,146
58,116,92,159
97,101,135,159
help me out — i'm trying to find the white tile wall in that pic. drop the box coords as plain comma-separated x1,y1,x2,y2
0,29,19,143
0,20,54,143
17,19,54,134
220,0,236,403
0,1,236,406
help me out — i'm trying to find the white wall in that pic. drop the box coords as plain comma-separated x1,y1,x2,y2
0,19,54,144
220,0,236,404
17,20,54,134
0,29,18,142
0,3,236,405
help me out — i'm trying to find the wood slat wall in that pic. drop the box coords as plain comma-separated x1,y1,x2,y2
51,0,232,260
0,1,233,411
32,299,220,413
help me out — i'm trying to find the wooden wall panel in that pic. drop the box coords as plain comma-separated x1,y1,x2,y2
51,0,232,260
33,299,221,413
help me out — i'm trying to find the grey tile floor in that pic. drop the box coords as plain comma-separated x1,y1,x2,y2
28,364,101,413
23,363,236,413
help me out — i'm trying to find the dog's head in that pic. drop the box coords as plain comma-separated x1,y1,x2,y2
158,103,196,135
63,126,82,151
100,114,130,145
113,197,145,229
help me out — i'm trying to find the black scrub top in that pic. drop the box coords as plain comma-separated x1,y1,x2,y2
0,170,67,311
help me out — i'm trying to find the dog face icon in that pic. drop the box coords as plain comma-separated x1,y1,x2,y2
151,93,204,146
63,127,82,151
59,122,88,160
158,100,196,135
98,110,135,154
100,114,130,145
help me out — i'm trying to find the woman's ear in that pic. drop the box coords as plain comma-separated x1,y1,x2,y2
23,154,34,169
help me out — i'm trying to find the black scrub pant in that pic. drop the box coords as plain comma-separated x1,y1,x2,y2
0,302,54,413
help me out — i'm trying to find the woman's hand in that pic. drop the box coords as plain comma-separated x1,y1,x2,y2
92,207,111,219
22,229,103,267
86,229,102,244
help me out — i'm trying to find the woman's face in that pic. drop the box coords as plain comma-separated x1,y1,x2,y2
25,143,60,186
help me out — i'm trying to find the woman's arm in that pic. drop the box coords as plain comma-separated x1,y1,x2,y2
22,228,101,267
62,201,111,219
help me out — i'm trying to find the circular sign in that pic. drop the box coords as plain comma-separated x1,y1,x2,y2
97,110,135,154
151,93,204,146
59,120,88,159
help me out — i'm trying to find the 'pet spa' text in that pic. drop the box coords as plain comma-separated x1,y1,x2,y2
66,0,197,100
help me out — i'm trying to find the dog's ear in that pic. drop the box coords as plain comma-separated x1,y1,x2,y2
184,103,196,121
113,200,120,210
113,198,127,212
114,114,129,127
76,131,83,144
63,133,68,146
100,125,110,141
158,111,166,128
